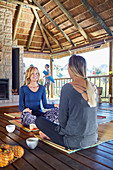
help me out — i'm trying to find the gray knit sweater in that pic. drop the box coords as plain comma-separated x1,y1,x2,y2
56,83,98,149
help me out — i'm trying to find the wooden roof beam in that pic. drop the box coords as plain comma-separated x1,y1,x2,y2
41,41,46,52
32,8,53,53
53,0,91,42
53,36,113,55
13,4,23,41
31,9,62,48
1,0,40,10
40,27,53,53
80,0,113,36
32,0,75,47
27,18,37,50
41,23,62,49
27,0,62,49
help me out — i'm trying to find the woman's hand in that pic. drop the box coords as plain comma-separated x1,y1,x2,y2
39,131,50,140
23,108,32,114
54,104,59,108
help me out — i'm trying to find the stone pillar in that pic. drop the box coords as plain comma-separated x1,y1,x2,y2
0,7,12,104
0,7,24,105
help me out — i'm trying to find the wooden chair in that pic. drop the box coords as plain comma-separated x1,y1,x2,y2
97,87,103,104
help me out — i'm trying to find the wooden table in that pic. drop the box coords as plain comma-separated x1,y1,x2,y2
0,106,113,170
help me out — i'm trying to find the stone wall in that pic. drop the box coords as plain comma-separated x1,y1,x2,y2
0,7,24,105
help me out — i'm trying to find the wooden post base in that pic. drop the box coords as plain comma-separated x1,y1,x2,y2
99,95,102,104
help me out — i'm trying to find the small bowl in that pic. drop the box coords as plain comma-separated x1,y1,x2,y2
6,125,15,133
26,137,39,149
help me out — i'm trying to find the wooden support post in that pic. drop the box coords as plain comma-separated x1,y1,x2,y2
50,55,53,98
109,41,113,103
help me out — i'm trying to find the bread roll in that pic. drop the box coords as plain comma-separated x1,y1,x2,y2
12,146,24,158
0,153,9,167
4,144,12,150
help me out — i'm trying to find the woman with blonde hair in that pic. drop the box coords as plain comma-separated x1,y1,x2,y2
35,55,98,149
19,66,58,128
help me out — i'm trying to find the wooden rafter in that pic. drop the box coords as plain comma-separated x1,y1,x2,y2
53,36,113,55
41,29,52,53
40,28,53,53
80,0,113,36
27,18,37,50
13,4,23,41
53,0,91,42
41,41,46,52
32,8,53,53
30,3,62,49
27,0,62,50
1,0,40,10
42,2,82,27
41,23,62,49
44,3,112,33
32,0,75,47
43,0,53,7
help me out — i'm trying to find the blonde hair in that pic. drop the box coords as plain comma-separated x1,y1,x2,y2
69,55,97,107
24,66,40,85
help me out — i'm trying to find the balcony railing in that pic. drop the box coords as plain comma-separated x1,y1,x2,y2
53,75,113,102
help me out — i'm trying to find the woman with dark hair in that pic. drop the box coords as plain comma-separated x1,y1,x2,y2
19,66,58,129
35,55,98,149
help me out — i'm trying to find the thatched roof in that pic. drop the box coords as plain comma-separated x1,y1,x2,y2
0,0,113,58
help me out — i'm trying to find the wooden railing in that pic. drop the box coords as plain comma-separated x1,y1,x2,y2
53,75,113,101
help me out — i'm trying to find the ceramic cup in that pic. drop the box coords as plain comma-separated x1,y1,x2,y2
26,137,39,149
6,125,15,133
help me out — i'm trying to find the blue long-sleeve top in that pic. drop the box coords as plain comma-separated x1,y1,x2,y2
19,84,54,114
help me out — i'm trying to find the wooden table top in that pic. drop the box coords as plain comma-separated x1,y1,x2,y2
0,106,113,170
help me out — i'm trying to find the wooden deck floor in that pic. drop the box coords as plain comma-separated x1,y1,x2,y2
0,104,113,170
98,103,113,124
